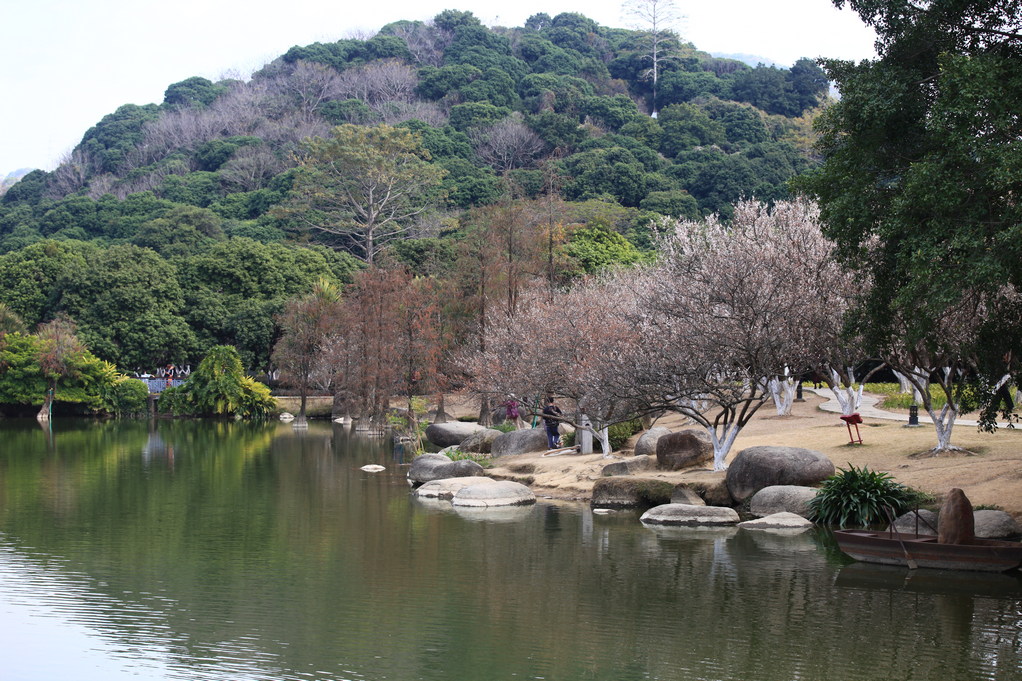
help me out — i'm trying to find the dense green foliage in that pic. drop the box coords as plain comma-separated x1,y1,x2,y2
160,345,276,418
808,464,926,528
0,331,147,415
0,10,829,373
798,0,1022,416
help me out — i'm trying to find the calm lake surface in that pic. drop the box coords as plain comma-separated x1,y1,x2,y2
0,418,1020,681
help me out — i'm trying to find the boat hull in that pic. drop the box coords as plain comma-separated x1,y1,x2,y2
834,530,1022,572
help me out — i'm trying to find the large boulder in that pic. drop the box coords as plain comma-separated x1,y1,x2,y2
591,478,674,509
640,503,740,526
424,422,488,448
407,453,485,487
888,509,939,536
634,427,671,458
973,510,1021,539
656,430,713,470
748,485,819,518
452,480,536,507
491,428,548,457
460,428,503,454
601,455,655,477
725,446,835,503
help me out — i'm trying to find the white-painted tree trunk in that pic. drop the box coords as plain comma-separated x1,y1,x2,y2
768,376,796,416
828,368,863,415
706,423,741,471
893,370,913,394
926,402,960,451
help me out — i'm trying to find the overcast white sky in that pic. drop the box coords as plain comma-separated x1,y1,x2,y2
0,0,877,175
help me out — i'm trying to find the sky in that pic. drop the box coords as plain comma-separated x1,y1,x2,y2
0,0,878,175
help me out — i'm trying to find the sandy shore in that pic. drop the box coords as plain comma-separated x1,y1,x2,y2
441,392,1022,520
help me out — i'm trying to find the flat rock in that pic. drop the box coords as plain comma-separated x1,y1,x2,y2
491,428,548,457
738,512,813,531
634,427,671,458
670,484,706,506
451,480,536,507
424,422,488,448
591,478,674,509
725,446,835,503
601,455,655,477
414,477,499,500
748,485,818,518
640,503,740,526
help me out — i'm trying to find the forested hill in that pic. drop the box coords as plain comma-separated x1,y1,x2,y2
0,9,829,372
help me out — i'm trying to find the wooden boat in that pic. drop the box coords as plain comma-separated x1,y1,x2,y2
833,529,1022,573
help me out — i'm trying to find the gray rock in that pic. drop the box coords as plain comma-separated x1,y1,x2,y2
460,428,503,454
491,428,549,457
656,430,713,471
888,509,939,536
452,480,536,507
640,503,740,526
725,446,835,503
591,478,674,509
748,485,819,518
407,453,485,486
601,455,656,477
415,477,498,500
634,427,671,458
424,421,488,448
738,512,814,531
670,484,706,506
974,510,1021,539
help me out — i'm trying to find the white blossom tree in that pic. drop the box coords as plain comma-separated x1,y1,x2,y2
630,199,844,469
464,277,645,457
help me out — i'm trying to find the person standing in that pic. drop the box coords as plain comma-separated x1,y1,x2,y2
542,397,563,449
505,396,525,430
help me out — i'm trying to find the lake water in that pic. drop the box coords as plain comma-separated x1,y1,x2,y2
0,418,1020,681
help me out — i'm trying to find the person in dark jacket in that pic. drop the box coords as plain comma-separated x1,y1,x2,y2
541,397,563,449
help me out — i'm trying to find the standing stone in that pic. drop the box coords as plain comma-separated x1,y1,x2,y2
655,430,713,471
937,487,975,545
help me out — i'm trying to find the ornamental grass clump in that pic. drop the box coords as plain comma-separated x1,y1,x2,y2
808,463,926,528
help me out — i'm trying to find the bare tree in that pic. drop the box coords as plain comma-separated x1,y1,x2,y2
219,146,285,192
335,60,418,105
470,113,546,173
464,277,645,456
272,279,343,424
623,0,683,116
36,314,86,422
389,22,452,67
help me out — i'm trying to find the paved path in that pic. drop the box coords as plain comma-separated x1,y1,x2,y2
804,387,984,428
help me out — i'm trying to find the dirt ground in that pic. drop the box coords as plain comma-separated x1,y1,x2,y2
441,393,1022,521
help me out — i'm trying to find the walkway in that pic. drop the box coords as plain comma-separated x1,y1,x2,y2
805,387,986,428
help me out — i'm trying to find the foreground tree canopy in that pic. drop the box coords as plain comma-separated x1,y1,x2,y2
799,0,1022,426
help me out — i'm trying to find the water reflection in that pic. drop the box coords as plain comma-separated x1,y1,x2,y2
0,418,1019,681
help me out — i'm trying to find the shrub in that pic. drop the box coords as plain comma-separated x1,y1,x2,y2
161,345,275,419
808,463,927,528
101,376,150,416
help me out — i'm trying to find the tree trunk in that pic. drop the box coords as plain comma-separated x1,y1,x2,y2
768,377,795,416
478,395,493,426
433,393,449,424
